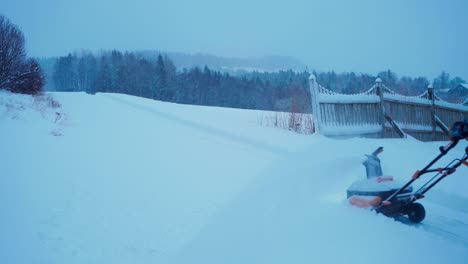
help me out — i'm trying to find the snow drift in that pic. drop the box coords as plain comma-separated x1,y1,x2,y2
1,91,468,264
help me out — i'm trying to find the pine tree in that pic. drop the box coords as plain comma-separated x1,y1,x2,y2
53,54,77,91
155,54,168,100
96,57,112,93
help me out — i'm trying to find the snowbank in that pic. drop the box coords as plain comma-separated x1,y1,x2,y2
0,90,66,136
1,92,467,264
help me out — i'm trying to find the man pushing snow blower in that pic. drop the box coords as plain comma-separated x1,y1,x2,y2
347,120,468,223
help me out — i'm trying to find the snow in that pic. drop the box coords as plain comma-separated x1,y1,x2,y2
435,99,468,111
2,91,468,263
321,122,382,135
439,88,451,93
222,66,278,73
384,93,432,106
0,90,66,136
318,93,380,103
347,177,406,192
316,85,380,104
384,122,444,132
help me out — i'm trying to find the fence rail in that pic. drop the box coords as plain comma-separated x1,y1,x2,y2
309,74,468,141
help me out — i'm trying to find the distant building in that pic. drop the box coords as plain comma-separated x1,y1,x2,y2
455,83,468,90
449,83,468,103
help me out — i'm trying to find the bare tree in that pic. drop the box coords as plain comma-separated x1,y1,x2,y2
10,59,44,94
0,15,43,94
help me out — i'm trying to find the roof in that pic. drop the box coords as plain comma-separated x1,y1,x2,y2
458,83,468,90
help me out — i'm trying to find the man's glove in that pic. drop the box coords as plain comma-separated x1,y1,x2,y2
450,120,468,140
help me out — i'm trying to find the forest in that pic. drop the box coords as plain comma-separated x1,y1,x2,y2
49,51,466,113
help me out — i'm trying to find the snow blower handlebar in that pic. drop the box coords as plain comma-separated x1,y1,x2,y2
418,146,468,195
377,123,468,209
379,139,460,205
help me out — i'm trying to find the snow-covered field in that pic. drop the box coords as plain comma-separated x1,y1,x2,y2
1,91,468,264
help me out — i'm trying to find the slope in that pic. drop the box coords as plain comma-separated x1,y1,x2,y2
1,91,467,264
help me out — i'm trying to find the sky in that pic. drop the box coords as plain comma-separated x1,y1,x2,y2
2,0,468,80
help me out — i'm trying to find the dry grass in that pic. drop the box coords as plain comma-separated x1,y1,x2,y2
259,111,314,134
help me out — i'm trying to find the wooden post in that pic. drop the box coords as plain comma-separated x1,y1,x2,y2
375,78,385,138
434,115,450,138
309,74,322,134
427,84,436,141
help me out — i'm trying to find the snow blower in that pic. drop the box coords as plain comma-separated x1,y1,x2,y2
347,120,468,223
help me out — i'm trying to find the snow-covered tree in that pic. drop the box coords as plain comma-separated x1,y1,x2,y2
10,59,44,94
0,15,43,94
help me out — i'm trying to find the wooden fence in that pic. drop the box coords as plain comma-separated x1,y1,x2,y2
309,74,468,141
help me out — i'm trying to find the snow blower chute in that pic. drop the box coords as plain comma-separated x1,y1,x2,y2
347,120,468,223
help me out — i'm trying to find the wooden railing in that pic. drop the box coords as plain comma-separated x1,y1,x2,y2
309,74,468,141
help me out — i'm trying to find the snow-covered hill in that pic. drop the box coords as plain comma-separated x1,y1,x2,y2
1,91,468,263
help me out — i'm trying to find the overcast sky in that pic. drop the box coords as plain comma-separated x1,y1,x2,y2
3,0,468,80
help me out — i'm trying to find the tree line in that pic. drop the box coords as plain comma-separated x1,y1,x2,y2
312,70,465,97
52,51,312,112
3,14,465,110
52,50,468,112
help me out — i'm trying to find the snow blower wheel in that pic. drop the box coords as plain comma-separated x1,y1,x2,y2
404,203,425,223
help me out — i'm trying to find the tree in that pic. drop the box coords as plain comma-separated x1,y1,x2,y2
377,70,398,88
53,54,77,91
77,53,97,94
10,59,44,94
0,15,43,94
433,71,450,90
412,77,429,95
155,54,168,100
136,58,153,98
95,57,112,93
109,50,123,92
